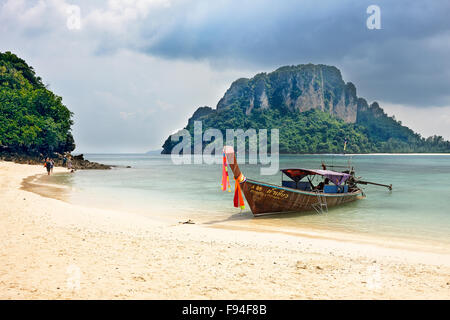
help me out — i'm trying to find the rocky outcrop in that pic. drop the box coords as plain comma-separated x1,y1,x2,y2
216,64,358,123
161,63,450,154
65,153,111,170
187,106,215,126
161,64,366,154
356,99,388,121
0,149,111,170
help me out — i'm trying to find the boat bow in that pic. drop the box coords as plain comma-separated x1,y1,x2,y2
223,146,246,183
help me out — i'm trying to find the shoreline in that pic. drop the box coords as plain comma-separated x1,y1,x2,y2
1,160,449,299
21,173,71,202
25,169,450,256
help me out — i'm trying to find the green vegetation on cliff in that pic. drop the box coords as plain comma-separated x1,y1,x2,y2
0,51,75,155
162,64,450,154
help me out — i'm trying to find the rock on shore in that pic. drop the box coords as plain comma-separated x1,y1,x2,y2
0,151,111,170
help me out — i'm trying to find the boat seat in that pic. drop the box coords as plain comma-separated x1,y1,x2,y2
336,185,349,193
281,181,312,191
324,185,349,193
324,185,338,193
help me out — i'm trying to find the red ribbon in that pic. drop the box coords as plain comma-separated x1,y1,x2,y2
234,178,245,209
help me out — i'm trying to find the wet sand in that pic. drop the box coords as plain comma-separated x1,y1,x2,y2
1,161,449,299
21,173,71,202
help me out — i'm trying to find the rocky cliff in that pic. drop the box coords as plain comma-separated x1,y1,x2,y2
161,64,450,154
216,64,358,123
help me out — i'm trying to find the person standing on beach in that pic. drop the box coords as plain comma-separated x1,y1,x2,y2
63,155,67,167
67,157,73,172
44,157,51,175
50,158,54,174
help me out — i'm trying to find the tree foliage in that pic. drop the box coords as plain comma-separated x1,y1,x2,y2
162,101,450,154
0,51,75,155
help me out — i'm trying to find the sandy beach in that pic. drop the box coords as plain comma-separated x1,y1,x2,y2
0,160,449,299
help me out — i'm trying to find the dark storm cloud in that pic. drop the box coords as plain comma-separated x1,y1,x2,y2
2,0,450,152
134,0,450,107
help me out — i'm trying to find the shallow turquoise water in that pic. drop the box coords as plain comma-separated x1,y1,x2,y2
48,154,450,245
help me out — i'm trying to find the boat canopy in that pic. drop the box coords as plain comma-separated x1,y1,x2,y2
281,168,351,186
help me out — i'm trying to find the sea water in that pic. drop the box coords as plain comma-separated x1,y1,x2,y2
47,154,450,247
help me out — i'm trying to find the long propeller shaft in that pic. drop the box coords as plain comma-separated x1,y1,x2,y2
356,180,392,191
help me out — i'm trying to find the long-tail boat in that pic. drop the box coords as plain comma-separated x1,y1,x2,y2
223,146,392,216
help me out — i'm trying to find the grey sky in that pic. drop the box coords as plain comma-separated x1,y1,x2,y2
1,0,450,152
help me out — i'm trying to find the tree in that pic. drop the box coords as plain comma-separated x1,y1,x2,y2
0,51,75,155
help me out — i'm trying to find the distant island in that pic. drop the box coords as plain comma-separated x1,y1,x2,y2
162,64,450,154
146,149,163,155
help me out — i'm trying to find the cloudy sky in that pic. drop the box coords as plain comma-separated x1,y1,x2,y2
1,0,450,152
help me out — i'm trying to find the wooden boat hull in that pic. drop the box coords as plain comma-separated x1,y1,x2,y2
241,179,363,216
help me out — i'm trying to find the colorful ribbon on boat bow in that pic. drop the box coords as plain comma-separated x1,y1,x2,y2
221,152,245,210
233,175,245,210
221,152,231,192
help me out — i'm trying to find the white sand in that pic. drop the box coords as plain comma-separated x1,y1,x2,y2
0,161,449,299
